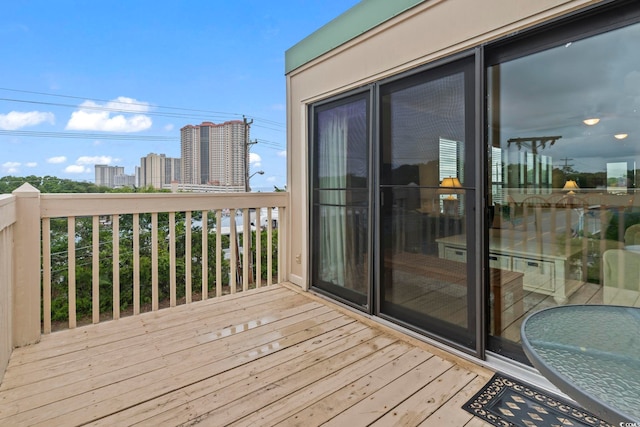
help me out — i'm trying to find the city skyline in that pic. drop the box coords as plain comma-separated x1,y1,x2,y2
0,1,361,192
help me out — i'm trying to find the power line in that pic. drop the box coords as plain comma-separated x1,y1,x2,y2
0,129,177,141
0,97,241,122
0,87,286,128
0,87,239,115
256,138,283,147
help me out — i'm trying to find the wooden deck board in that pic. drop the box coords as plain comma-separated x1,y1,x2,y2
3,294,318,391
0,283,494,427
417,375,490,427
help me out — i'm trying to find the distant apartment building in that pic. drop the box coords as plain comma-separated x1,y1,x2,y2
95,165,135,188
135,166,141,188
180,120,247,192
139,153,181,190
113,173,137,188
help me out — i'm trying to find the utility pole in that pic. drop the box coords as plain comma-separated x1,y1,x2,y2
242,116,258,285
560,157,574,174
243,116,254,192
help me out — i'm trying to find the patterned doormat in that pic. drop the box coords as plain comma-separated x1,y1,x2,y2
462,373,614,427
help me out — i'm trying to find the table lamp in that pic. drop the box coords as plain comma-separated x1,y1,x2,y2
439,177,462,215
563,179,579,195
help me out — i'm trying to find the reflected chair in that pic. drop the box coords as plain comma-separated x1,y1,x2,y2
624,223,640,246
602,249,640,307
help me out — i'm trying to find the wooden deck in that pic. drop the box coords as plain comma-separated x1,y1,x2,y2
0,283,494,426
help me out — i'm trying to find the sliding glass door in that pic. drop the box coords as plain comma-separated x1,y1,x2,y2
486,8,640,363
378,57,477,350
310,91,371,308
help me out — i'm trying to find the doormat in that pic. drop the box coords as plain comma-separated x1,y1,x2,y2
462,373,614,427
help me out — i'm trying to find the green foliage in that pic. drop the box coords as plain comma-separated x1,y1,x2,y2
259,229,278,280
0,175,170,194
0,175,110,194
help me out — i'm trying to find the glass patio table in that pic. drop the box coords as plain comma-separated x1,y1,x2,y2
521,305,640,424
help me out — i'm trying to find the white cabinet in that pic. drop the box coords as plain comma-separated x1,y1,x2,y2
437,233,581,304
512,257,555,293
489,253,511,270
444,247,466,263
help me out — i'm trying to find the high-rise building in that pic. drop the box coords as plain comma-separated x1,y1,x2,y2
180,125,199,185
139,153,181,189
180,120,247,191
95,165,124,188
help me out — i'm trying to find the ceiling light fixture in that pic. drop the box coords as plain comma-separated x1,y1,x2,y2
583,118,600,126
614,133,628,140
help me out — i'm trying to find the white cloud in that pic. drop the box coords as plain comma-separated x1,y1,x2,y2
0,111,54,130
250,152,262,167
65,96,152,132
2,162,21,174
266,176,277,183
47,156,67,164
277,150,287,158
64,165,91,174
106,96,150,113
76,156,115,165
25,162,37,167
164,124,174,132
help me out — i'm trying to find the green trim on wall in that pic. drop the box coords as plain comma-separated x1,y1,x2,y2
285,0,426,74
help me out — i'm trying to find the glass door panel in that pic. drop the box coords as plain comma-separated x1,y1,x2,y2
311,92,370,308
487,20,640,363
379,58,476,350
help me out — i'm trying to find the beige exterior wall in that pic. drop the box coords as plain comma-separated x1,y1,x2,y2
286,0,602,288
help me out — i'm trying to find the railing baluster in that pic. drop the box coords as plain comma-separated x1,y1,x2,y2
152,212,159,311
185,211,192,304
216,210,222,297
92,216,99,324
267,208,273,287
113,214,120,320
243,208,249,292
202,210,208,300
68,216,76,329
42,218,51,334
169,212,176,307
230,209,237,294
133,213,140,315
277,207,283,284
256,208,261,288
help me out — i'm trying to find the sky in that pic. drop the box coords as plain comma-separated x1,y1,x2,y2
0,0,361,192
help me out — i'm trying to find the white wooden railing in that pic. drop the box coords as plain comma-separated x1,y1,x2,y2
1,183,289,381
0,194,16,384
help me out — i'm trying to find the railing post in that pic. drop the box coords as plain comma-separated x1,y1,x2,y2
12,183,41,347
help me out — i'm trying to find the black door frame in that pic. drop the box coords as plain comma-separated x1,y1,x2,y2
372,50,485,358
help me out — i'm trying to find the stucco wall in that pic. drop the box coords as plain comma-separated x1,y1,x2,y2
285,0,602,288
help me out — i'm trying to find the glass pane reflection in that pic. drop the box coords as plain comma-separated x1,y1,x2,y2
379,58,474,347
381,188,468,330
487,21,640,358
